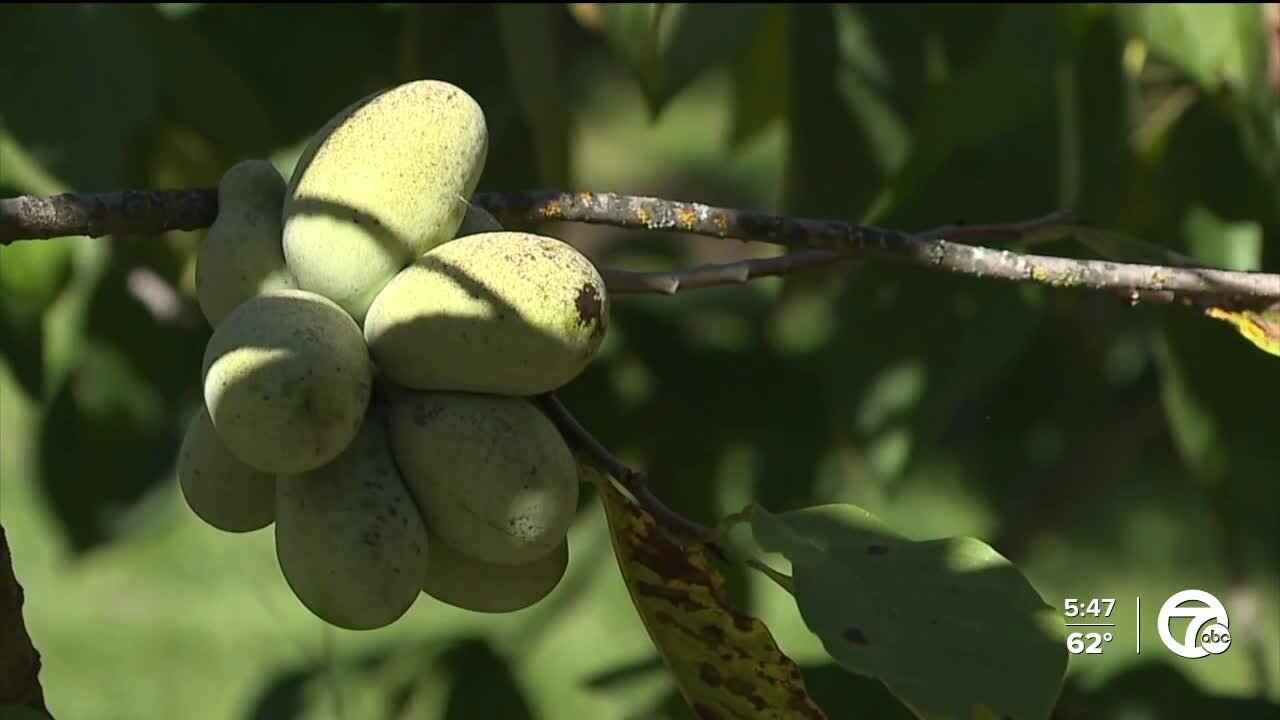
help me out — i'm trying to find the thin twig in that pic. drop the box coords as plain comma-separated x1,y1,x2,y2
602,249,849,294
535,394,716,545
4,189,1280,303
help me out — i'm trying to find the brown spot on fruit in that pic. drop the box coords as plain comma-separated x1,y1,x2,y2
699,662,723,687
843,627,868,645
575,283,602,329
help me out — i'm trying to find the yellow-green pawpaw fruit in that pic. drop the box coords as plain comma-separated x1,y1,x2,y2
275,415,429,631
423,533,568,613
364,232,609,396
455,205,503,237
387,391,579,566
177,405,275,533
196,159,296,327
282,80,489,324
201,289,372,475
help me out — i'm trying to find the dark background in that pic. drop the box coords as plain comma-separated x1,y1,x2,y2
1,4,1277,719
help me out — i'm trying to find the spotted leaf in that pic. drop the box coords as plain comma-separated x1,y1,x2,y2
750,503,1067,720
588,465,828,720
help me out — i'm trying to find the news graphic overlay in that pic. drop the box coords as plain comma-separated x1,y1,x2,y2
1063,598,1118,655
1157,589,1232,659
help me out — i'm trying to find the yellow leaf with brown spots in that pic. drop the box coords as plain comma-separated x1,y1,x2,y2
589,466,828,720
1203,302,1280,358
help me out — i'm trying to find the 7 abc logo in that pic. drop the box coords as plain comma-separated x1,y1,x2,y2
1158,590,1232,659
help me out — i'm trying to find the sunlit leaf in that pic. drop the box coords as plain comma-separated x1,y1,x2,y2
751,503,1067,720
587,464,828,720
1120,3,1266,92
1200,304,1280,358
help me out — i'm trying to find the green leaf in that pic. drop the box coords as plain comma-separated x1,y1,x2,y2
1120,3,1265,93
1183,203,1262,272
496,4,570,187
178,3,401,151
39,341,182,552
1157,304,1280,482
751,504,1067,720
729,4,789,150
124,4,274,160
589,465,829,720
36,254,207,553
784,3,932,220
0,4,156,189
0,237,73,398
906,5,1072,192
820,269,1043,485
596,3,772,116
442,639,535,720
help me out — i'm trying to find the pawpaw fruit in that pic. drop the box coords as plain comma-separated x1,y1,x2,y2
177,405,275,533
195,159,295,327
275,415,429,631
387,391,579,566
423,533,568,613
364,232,608,396
282,80,489,324
201,289,371,475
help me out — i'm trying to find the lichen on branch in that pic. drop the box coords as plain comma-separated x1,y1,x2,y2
3,188,1279,304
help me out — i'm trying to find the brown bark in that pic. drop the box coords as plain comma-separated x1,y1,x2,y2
0,523,49,718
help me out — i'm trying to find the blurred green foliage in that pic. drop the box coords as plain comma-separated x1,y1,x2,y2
1,3,1278,719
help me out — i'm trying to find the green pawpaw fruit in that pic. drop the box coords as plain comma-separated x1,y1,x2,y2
423,533,568,613
282,80,489,324
177,405,275,533
201,289,371,475
275,415,429,631
387,391,579,566
196,159,295,327
364,232,608,396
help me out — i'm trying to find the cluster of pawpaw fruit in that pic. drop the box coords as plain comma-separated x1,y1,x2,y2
177,79,609,630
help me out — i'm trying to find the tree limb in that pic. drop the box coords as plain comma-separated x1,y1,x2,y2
536,393,716,545
0,524,50,718
4,189,1279,304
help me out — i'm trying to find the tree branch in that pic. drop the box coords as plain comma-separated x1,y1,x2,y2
4,188,1279,304
535,394,716,545
0,524,49,718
